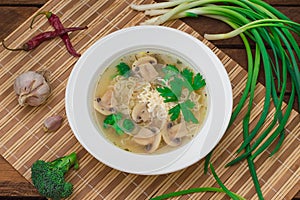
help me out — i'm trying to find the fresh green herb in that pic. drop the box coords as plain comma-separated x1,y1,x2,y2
169,100,198,123
180,100,198,123
157,86,178,102
181,68,206,91
157,65,205,122
122,119,135,132
116,62,131,77
162,64,179,80
168,104,181,121
193,73,206,90
169,76,188,97
103,113,124,135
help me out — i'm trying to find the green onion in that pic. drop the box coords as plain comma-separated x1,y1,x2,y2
150,164,245,200
150,187,245,200
204,19,300,40
251,82,295,160
209,164,242,200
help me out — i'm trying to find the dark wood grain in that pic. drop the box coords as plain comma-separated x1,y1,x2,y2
0,7,38,40
0,0,46,5
0,158,45,199
0,0,299,199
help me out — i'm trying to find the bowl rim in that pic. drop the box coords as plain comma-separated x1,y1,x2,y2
65,25,233,175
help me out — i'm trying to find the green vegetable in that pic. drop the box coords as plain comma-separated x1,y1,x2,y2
150,164,245,200
116,62,131,77
180,100,198,123
162,64,179,80
157,86,178,103
103,113,124,135
181,68,206,91
157,65,205,122
168,104,181,121
122,119,135,132
31,152,79,200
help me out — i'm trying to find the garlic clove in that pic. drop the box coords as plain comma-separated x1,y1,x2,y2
14,71,51,107
43,115,63,132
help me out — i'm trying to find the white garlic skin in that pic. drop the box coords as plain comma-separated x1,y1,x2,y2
14,71,51,106
43,115,63,132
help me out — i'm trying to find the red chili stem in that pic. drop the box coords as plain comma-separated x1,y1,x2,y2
2,26,87,52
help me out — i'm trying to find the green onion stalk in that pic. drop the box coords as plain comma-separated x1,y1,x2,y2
151,164,245,200
131,0,300,199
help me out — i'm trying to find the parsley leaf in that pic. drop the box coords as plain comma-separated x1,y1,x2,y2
169,104,181,121
157,86,178,102
116,62,131,77
181,68,193,88
181,68,206,91
162,64,179,80
122,119,135,132
168,100,198,123
103,113,124,135
193,73,206,90
158,65,205,123
181,100,198,123
169,77,186,98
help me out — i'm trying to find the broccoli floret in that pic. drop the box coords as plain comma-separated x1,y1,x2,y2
31,152,79,200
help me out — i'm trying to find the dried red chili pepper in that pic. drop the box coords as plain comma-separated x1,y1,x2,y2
2,26,87,52
32,11,86,57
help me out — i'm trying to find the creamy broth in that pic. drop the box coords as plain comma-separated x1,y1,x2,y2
93,50,207,154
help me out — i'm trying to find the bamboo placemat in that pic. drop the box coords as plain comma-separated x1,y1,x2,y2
0,0,299,199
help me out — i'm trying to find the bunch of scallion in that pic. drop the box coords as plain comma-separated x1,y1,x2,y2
131,0,300,199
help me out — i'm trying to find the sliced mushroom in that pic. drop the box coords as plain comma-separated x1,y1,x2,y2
162,122,188,147
148,115,167,132
131,103,151,124
132,56,159,81
132,56,157,68
133,127,161,153
138,63,160,81
94,89,117,115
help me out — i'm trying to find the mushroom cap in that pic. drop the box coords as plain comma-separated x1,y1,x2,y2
133,127,161,153
94,89,117,115
162,122,188,147
135,63,159,82
131,103,151,124
132,56,159,81
132,56,157,69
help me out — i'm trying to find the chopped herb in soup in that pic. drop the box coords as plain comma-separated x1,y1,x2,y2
93,50,207,154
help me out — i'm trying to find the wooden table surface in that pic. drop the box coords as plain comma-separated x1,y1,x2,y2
0,0,299,199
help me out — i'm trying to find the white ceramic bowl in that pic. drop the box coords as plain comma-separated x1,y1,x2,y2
65,26,232,175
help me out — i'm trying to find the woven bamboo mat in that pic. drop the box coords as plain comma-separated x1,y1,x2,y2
0,0,299,199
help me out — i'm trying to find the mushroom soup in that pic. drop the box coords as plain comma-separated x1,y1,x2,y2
93,50,208,154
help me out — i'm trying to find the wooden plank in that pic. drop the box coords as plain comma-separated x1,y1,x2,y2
0,157,44,198
0,7,39,40
265,0,300,5
0,0,47,5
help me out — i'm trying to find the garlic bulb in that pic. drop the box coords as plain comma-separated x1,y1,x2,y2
14,71,51,106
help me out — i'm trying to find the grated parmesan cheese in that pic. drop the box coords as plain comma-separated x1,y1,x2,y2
137,83,168,119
